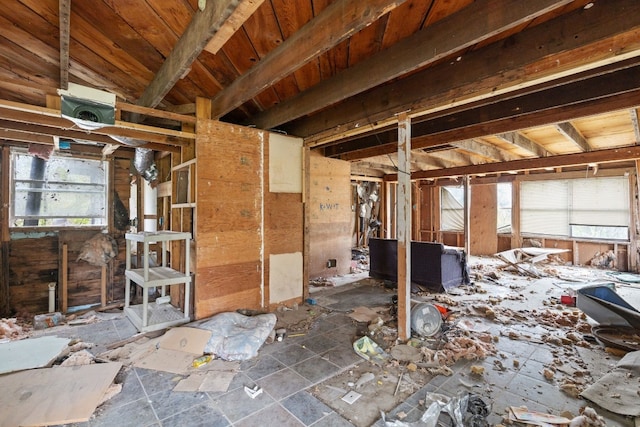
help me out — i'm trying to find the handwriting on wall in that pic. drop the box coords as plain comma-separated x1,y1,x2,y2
319,203,339,211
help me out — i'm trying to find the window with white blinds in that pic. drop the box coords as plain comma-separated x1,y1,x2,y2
521,176,629,240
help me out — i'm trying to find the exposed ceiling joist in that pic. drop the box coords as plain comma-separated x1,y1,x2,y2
427,149,477,167
250,0,575,130
631,108,640,143
410,151,452,169
295,0,640,145
136,0,251,108
450,139,520,162
58,0,70,90
210,0,408,119
385,145,640,181
330,63,640,161
496,132,548,157
555,121,591,151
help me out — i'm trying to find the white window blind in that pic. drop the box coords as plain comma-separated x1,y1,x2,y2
521,176,629,239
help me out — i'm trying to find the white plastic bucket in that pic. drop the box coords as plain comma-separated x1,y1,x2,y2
410,303,442,337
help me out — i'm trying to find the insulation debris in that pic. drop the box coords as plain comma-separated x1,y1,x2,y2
77,232,118,266
0,318,24,339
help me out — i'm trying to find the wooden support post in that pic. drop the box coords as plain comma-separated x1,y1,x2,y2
61,244,68,313
630,160,640,271
101,265,107,307
463,175,471,255
397,112,412,341
303,147,311,300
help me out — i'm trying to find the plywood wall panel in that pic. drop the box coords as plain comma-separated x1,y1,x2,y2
194,262,262,315
195,120,264,319
309,154,352,279
470,184,497,255
196,230,262,267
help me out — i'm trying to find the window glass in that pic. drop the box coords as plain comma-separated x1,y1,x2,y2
11,149,107,227
497,182,512,233
441,186,464,231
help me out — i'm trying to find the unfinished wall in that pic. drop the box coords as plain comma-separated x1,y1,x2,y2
3,156,131,316
264,133,303,307
309,152,351,279
195,120,264,318
470,183,498,255
194,121,304,318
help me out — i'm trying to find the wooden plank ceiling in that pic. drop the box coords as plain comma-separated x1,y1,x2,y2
0,0,639,178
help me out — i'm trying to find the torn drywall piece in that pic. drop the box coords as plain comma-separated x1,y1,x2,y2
0,335,70,374
0,362,122,427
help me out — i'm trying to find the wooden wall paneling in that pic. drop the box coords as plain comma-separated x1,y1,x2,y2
195,120,264,318
58,230,103,309
308,153,352,279
470,183,497,255
9,236,58,314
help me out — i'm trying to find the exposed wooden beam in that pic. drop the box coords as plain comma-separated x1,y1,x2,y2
136,0,249,108
329,64,640,161
250,0,576,130
0,100,192,147
428,149,478,167
555,121,591,152
495,132,548,157
58,0,71,90
293,0,640,145
0,120,178,153
203,0,265,55
385,145,640,181
451,139,520,162
410,151,452,169
210,0,407,119
631,108,640,144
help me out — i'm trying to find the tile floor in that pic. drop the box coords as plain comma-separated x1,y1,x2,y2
41,264,638,427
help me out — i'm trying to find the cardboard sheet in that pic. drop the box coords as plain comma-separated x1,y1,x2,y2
133,327,211,374
581,350,640,416
174,370,237,392
0,362,122,427
0,335,70,374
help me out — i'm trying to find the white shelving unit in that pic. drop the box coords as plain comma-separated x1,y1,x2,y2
124,231,192,332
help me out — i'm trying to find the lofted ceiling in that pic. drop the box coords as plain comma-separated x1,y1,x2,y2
1,0,640,179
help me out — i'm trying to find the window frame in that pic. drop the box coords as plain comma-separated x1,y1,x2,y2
9,148,109,230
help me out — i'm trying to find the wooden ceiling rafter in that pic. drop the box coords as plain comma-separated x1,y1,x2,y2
495,132,549,157
450,139,521,162
209,0,408,119
249,0,576,130
555,121,591,152
294,0,640,146
136,0,254,109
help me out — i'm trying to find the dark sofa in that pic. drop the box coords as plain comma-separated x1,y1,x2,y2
368,238,469,292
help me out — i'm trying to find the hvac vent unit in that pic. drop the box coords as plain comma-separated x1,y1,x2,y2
58,83,116,130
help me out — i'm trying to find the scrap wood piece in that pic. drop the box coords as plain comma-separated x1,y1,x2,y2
0,335,71,375
508,406,572,425
0,362,122,427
